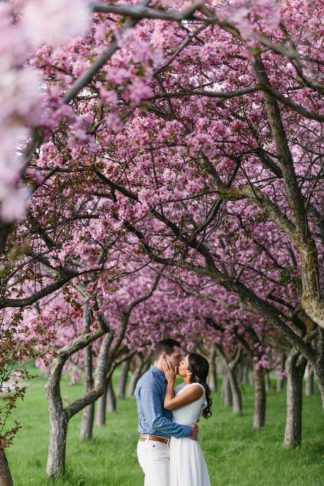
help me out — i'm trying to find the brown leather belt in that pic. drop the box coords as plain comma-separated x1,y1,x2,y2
139,434,170,444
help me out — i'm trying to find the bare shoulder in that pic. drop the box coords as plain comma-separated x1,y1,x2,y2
190,383,205,393
182,383,204,398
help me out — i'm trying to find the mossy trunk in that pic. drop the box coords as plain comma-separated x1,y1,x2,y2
0,449,13,486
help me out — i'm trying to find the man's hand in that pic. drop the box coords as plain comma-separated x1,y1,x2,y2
162,357,176,383
189,423,198,441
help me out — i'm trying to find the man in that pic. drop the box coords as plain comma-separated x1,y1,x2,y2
135,339,198,486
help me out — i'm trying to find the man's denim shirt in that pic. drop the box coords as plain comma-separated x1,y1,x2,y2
135,365,191,439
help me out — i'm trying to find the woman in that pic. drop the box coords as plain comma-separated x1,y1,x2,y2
163,353,212,486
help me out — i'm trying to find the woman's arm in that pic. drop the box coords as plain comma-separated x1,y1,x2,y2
163,358,203,410
164,383,203,410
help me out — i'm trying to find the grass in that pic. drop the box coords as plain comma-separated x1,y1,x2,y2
5,372,324,486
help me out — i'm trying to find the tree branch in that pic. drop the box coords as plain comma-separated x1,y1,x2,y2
91,3,203,21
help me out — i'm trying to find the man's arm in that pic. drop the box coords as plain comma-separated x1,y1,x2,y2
140,377,192,438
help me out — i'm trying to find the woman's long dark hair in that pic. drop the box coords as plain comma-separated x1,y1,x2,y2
188,353,212,418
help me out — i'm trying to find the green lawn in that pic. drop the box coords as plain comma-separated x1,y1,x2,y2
5,375,324,486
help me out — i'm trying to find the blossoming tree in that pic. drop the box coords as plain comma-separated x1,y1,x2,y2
0,0,323,483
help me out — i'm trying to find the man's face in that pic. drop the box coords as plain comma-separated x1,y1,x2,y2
168,346,182,369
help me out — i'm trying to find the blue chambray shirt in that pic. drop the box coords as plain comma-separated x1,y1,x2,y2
134,365,191,439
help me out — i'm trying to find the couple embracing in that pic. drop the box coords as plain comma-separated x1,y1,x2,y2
135,339,212,486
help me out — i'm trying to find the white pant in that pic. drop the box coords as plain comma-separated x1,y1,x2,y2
137,439,170,486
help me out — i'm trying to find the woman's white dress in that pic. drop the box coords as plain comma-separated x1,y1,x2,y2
170,383,211,486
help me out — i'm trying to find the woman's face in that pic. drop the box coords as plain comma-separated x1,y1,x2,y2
178,355,190,377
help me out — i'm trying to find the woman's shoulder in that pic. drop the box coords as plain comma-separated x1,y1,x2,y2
191,382,205,393
175,383,187,394
175,382,205,395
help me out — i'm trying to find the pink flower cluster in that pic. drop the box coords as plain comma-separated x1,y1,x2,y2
0,0,90,221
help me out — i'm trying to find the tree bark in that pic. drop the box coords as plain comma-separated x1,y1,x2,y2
127,355,150,396
207,347,217,392
228,368,243,414
313,329,324,411
305,362,314,396
276,353,287,392
314,365,324,412
96,380,107,427
276,374,286,391
218,349,243,414
80,402,95,440
241,360,252,385
252,54,324,331
46,359,68,479
0,449,13,486
221,370,233,407
265,371,271,393
253,366,266,429
127,372,139,397
80,344,94,440
118,359,129,399
107,378,117,413
284,350,307,447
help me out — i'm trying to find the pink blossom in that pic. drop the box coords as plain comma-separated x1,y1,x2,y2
22,0,90,47
1,185,30,221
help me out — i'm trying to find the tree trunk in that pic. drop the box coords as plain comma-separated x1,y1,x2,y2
80,403,94,440
241,361,251,385
305,362,314,397
313,329,324,411
276,372,286,392
127,372,139,397
284,350,307,447
107,378,116,413
313,364,324,412
253,366,266,429
276,353,287,392
46,407,68,479
96,380,108,427
221,371,233,407
80,344,94,440
228,368,243,414
127,356,150,396
0,449,13,486
315,372,324,412
46,361,69,479
118,359,129,399
207,347,217,392
264,371,271,392
45,315,112,478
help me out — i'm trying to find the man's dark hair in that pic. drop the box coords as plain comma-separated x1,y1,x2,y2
152,339,181,361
